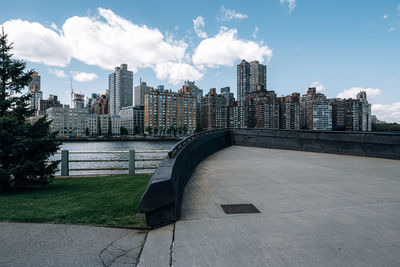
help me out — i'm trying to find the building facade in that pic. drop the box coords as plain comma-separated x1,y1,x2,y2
46,107,89,136
109,64,133,115
200,88,227,130
228,101,241,128
72,92,85,109
278,93,300,130
220,87,234,106
29,72,43,111
37,94,62,115
87,114,98,135
313,104,332,130
249,61,267,93
300,87,327,130
119,106,144,135
134,81,151,106
144,87,197,132
245,90,279,129
91,93,109,115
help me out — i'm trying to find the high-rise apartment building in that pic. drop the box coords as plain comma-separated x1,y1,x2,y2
86,93,99,112
237,60,250,107
182,81,203,128
278,93,300,130
220,87,234,106
245,90,279,129
249,61,267,93
91,93,109,115
200,88,227,130
109,64,133,115
134,81,152,106
144,87,197,132
228,101,241,128
300,87,327,130
29,72,43,111
313,105,332,130
37,94,62,115
357,91,372,131
237,60,267,128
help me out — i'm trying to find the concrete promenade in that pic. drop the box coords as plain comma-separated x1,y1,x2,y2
0,223,146,266
140,146,400,266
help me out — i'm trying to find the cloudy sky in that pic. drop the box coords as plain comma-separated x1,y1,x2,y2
1,0,400,122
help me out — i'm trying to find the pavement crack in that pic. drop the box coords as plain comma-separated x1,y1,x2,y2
135,231,149,266
109,244,143,266
98,232,130,267
169,223,176,267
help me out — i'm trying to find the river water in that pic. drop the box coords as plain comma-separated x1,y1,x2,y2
52,141,177,176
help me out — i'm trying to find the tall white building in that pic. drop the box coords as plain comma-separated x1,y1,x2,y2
109,64,133,115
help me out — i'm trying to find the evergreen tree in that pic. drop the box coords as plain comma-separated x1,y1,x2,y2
0,28,60,190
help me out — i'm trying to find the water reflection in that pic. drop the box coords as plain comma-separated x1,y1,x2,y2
51,141,177,176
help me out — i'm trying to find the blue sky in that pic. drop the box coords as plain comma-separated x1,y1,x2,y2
1,0,400,121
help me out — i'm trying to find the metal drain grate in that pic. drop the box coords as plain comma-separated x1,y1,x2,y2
220,204,261,214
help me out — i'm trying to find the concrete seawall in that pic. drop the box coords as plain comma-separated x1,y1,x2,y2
232,129,400,160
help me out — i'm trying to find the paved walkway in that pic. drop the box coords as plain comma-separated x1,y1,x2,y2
0,222,146,267
139,146,400,266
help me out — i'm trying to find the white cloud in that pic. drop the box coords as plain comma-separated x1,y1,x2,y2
2,19,71,66
310,81,325,92
72,72,98,82
388,27,396,32
336,87,381,99
383,15,388,19
372,102,400,123
217,6,248,21
252,27,259,39
48,68,67,78
193,16,207,38
2,8,196,85
192,27,273,67
2,7,273,86
280,0,296,12
154,62,203,85
62,8,187,71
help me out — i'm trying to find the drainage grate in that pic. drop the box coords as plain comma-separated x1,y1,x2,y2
220,204,261,214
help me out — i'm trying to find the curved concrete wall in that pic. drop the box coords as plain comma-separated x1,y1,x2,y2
231,129,400,160
140,129,400,227
140,129,232,228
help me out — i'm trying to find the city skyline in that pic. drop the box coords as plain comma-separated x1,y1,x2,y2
1,0,399,122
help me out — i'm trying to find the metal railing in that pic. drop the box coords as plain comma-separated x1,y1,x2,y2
57,149,169,176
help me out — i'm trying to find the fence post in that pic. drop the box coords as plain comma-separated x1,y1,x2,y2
61,150,69,176
129,149,135,175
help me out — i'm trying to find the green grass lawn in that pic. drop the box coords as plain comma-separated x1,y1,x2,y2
0,175,151,228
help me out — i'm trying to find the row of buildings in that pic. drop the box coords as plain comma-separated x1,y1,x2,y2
195,60,371,132
29,60,372,137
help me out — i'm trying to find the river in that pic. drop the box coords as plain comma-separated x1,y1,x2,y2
52,141,177,176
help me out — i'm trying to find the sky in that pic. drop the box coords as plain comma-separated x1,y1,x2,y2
1,0,400,122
